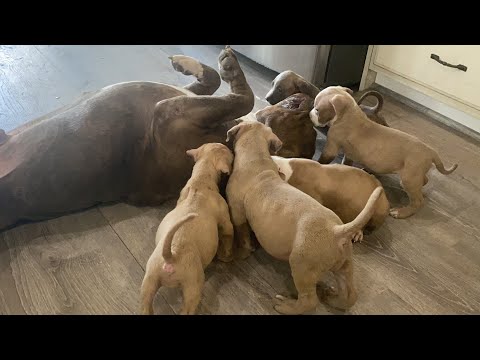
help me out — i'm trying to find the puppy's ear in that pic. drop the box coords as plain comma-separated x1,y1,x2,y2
186,147,200,161
266,129,283,155
329,94,350,117
342,87,354,95
226,122,247,143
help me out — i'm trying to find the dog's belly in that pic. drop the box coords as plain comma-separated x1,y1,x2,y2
0,81,194,230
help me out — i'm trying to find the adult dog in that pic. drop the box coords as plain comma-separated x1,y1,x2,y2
0,46,254,230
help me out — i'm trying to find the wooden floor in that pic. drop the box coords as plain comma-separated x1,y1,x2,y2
1,45,480,315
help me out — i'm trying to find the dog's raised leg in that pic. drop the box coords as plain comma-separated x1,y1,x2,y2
152,46,254,132
169,55,221,96
216,214,234,262
390,169,425,219
274,253,320,315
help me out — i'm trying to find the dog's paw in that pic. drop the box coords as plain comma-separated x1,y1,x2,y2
352,230,364,243
169,55,204,80
218,47,241,83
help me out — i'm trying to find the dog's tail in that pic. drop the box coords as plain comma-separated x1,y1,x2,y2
357,90,384,114
333,187,383,241
432,152,458,175
162,213,199,261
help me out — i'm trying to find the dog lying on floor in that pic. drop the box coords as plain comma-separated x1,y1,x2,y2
225,121,383,314
255,93,317,158
310,86,458,219
272,156,390,241
140,143,234,315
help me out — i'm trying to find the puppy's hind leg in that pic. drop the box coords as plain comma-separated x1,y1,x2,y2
140,271,162,315
274,251,321,315
180,259,205,315
390,168,425,219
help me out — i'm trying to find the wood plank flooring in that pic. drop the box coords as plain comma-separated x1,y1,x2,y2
1,45,479,314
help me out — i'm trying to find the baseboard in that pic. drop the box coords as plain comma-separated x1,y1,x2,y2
373,73,480,142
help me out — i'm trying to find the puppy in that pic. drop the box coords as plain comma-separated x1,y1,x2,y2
272,156,390,241
226,121,383,314
310,86,458,219
255,93,317,158
265,70,388,127
140,143,235,315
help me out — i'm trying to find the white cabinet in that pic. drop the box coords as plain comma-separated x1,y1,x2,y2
362,45,480,135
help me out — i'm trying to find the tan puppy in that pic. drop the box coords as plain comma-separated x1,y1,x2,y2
225,121,383,314
310,86,458,219
140,143,234,315
272,156,390,241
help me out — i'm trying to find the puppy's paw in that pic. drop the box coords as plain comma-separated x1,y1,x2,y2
352,230,364,243
169,55,204,80
274,295,299,315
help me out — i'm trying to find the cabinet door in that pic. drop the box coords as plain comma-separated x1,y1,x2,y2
373,45,480,110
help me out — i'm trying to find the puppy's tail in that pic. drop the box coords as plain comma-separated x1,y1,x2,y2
333,187,383,241
162,213,199,261
432,152,458,175
357,90,384,114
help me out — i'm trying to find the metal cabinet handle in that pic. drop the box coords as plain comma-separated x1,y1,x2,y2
430,53,467,72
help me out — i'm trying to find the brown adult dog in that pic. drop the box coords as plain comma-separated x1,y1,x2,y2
255,93,316,158
140,143,235,315
225,121,384,314
310,86,458,219
265,70,388,127
272,156,390,241
0,46,254,231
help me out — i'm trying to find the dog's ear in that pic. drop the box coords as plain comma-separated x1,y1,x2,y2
296,78,316,96
186,147,200,161
226,122,247,143
265,129,283,155
342,87,354,95
329,94,350,117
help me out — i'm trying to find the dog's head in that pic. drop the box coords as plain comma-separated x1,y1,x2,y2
226,121,283,155
265,71,314,105
309,86,354,127
186,143,234,175
256,93,314,125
